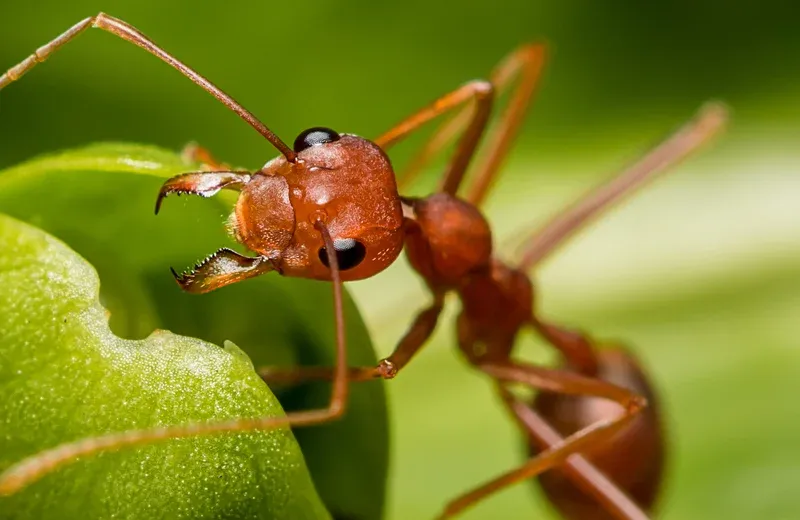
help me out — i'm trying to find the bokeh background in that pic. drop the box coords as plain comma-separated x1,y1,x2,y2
1,2,799,519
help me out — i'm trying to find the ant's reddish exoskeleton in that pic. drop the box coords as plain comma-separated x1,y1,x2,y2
0,13,727,519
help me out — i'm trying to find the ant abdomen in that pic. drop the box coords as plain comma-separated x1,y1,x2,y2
531,348,666,520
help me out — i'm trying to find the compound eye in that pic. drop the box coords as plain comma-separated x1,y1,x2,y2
318,238,367,271
293,127,341,153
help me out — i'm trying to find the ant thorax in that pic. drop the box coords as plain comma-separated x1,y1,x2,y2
402,192,493,290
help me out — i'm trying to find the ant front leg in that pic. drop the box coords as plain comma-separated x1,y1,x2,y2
0,222,350,496
397,44,547,205
375,81,494,196
258,291,446,385
497,386,652,520
435,360,646,519
373,291,445,378
465,43,546,205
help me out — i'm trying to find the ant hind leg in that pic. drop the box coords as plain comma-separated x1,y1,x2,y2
434,360,647,519
497,385,652,520
517,103,728,271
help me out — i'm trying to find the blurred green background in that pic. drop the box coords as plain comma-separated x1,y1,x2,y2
1,1,799,519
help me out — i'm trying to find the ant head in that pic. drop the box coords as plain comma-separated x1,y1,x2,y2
232,127,405,281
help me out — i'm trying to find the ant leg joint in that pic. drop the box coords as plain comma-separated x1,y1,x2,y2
376,359,398,379
327,402,346,418
466,79,494,98
91,13,108,26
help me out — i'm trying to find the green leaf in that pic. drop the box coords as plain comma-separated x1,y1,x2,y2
0,144,388,519
0,213,327,519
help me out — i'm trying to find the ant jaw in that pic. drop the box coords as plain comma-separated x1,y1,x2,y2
155,170,252,214
171,248,274,294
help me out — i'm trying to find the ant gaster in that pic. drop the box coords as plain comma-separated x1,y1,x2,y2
0,13,728,520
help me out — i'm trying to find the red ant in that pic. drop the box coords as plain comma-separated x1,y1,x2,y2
0,13,727,519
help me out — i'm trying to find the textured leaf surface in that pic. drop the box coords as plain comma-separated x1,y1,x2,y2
0,144,388,519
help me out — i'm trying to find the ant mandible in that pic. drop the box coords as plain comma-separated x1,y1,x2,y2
0,13,728,520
